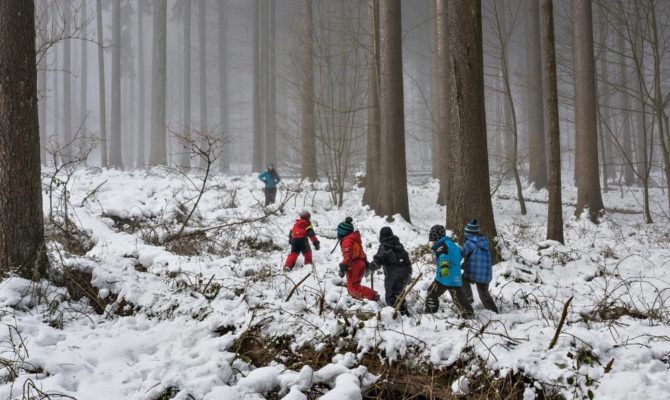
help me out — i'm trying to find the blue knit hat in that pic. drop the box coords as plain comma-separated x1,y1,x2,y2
464,219,480,236
337,217,354,240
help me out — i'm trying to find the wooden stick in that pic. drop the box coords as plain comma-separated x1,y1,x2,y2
548,296,573,349
392,273,423,319
285,273,311,302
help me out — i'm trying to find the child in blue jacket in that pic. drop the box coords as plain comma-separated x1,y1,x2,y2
424,225,474,318
258,163,281,205
461,219,498,313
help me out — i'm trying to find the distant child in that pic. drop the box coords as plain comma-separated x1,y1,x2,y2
258,163,281,206
337,217,379,301
372,227,412,313
461,219,498,313
425,225,474,318
284,211,320,271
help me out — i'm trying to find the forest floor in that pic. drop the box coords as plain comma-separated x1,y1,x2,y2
1,168,670,399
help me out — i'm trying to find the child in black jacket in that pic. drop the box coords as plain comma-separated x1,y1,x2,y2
371,227,412,314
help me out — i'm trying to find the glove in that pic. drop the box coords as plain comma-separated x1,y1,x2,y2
367,261,380,272
314,241,320,251
339,263,348,278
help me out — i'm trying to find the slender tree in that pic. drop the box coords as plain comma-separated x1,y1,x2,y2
301,0,317,181
617,30,634,185
252,0,263,172
572,0,604,219
219,0,229,172
198,0,207,169
109,0,122,168
542,0,564,243
0,0,48,279
445,0,496,241
264,0,276,166
377,0,410,221
137,0,146,167
181,0,192,170
37,0,48,162
150,0,168,165
96,0,107,167
80,0,88,142
63,1,72,158
526,0,547,189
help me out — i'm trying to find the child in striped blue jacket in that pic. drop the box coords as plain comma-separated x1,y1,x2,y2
461,219,498,313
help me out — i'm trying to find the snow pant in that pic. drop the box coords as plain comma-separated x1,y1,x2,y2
346,260,378,301
425,280,474,318
284,237,312,269
384,266,411,313
264,187,277,205
462,277,499,313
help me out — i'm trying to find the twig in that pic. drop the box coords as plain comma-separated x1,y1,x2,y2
549,296,574,350
392,273,423,320
285,273,312,302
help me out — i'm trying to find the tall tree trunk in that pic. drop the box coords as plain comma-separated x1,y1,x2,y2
96,0,107,167
252,0,263,172
377,0,410,222
181,0,191,171
63,1,72,159
301,0,317,181
431,0,440,180
542,0,564,243
150,0,167,165
617,30,634,185
363,0,381,206
137,0,145,167
37,0,48,162
435,0,449,205
264,0,276,166
109,0,122,168
219,0,229,173
199,0,207,169
598,47,611,192
445,0,497,242
526,0,547,189
572,0,604,220
0,0,47,279
80,0,88,145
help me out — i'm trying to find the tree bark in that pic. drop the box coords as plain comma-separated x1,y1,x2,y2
301,0,317,181
80,0,88,147
377,0,410,222
37,0,48,163
435,0,449,205
264,0,276,166
219,0,229,172
150,0,167,165
199,0,207,169
109,0,123,168
252,0,263,172
572,0,604,220
526,0,547,189
96,0,107,167
137,0,145,167
63,1,72,160
445,0,497,243
617,30,634,185
542,0,564,243
181,0,191,171
0,0,47,279
363,0,380,205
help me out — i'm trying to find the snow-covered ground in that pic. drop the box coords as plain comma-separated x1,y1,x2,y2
1,167,670,399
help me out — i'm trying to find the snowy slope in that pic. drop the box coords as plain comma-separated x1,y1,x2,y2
1,168,669,399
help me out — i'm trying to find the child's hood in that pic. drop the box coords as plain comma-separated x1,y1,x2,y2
467,235,490,250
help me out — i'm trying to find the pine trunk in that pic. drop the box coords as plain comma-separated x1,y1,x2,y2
265,0,276,166
80,0,88,145
377,0,410,222
150,0,168,165
542,0,564,243
199,0,207,169
435,0,449,205
0,0,47,279
572,0,604,220
252,0,263,172
219,0,229,172
181,0,192,170
617,31,634,185
137,0,146,167
445,0,497,243
63,2,72,159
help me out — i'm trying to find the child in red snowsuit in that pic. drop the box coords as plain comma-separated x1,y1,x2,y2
337,217,379,301
284,211,320,271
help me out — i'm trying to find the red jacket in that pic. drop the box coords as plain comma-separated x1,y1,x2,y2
289,219,318,243
340,231,366,266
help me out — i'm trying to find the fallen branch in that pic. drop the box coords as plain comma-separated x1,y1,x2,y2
285,273,312,302
393,273,423,320
549,296,573,350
